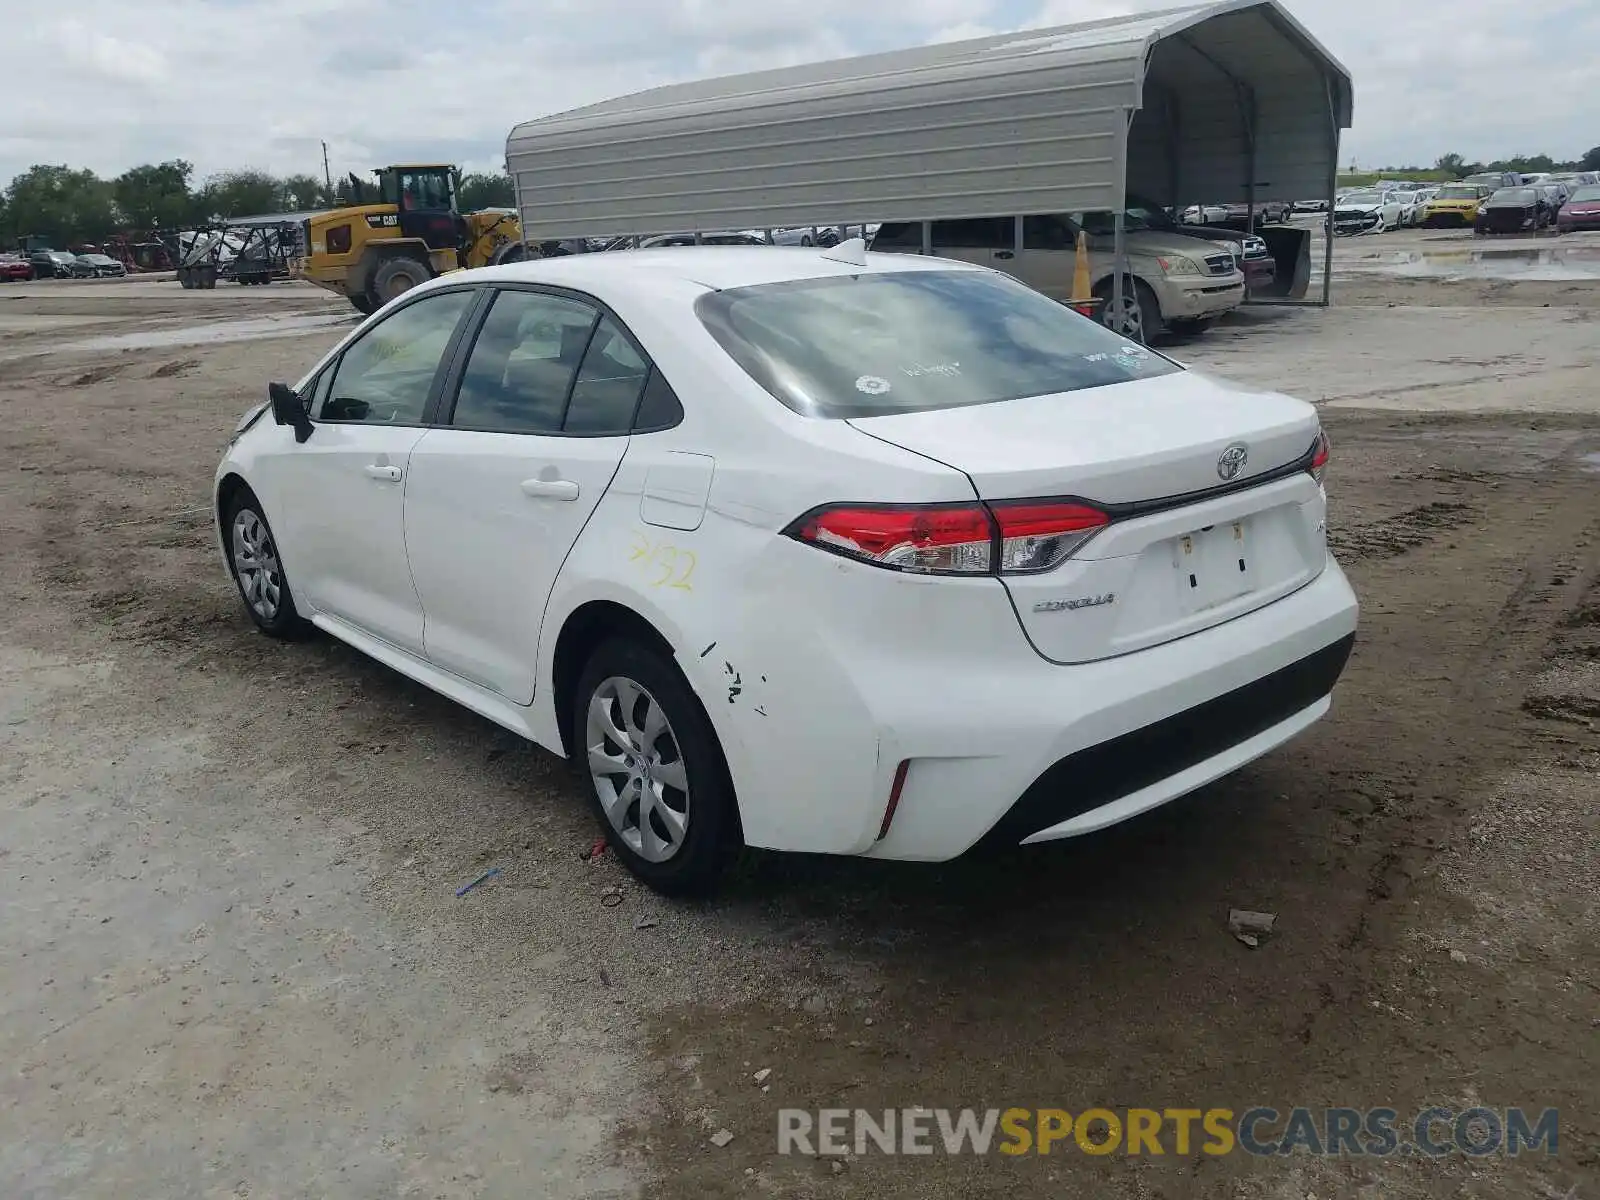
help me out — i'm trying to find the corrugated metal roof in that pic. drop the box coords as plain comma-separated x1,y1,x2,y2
506,0,1352,241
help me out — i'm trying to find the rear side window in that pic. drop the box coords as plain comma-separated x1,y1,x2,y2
564,317,649,434
696,269,1179,420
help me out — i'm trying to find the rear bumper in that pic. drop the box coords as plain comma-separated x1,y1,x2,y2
864,555,1359,860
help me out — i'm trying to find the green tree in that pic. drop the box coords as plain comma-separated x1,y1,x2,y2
457,171,515,210
1435,152,1465,178
3,165,119,247
279,174,328,211
112,160,197,230
1581,146,1600,172
196,169,282,218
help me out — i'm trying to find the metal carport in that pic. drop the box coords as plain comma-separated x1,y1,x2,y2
506,0,1352,307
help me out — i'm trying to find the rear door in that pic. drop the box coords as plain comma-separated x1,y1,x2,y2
403,286,646,702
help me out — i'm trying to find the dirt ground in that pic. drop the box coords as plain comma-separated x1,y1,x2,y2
1,230,1596,1200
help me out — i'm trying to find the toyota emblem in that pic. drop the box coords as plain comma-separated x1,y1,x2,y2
1217,443,1249,481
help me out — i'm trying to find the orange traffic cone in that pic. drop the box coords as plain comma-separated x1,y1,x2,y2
1068,230,1098,319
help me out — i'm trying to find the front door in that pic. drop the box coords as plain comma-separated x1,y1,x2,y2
273,286,478,652
405,288,647,702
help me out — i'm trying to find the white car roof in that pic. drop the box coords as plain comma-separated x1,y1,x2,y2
447,245,981,296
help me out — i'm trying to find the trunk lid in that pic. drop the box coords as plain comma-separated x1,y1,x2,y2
848,370,1328,663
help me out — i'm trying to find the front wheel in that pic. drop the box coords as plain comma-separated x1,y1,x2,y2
224,489,309,638
371,256,430,306
1094,276,1159,344
574,638,739,895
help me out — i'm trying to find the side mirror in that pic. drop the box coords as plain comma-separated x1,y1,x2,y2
269,381,314,444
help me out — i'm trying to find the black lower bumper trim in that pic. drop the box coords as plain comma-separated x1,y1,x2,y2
973,632,1356,852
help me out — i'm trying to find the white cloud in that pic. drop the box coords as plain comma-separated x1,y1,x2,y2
0,0,1594,188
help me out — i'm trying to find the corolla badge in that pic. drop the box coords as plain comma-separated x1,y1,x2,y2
1217,442,1249,481
1033,593,1115,613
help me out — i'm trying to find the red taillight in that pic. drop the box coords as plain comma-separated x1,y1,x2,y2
791,504,994,574
1309,430,1330,485
786,500,1109,575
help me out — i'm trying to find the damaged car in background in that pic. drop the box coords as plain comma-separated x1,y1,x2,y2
1332,189,1404,235
1474,186,1551,235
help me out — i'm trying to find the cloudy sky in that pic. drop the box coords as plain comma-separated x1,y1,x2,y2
4,0,1595,187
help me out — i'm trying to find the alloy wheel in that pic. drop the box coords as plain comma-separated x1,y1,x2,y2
585,676,691,863
1102,292,1144,342
230,509,282,622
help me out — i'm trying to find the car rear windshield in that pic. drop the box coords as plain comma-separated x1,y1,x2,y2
694,269,1180,420
1493,189,1536,203
1436,185,1478,199
1570,185,1600,202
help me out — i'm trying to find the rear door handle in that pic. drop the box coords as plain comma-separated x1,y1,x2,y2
521,477,580,502
363,464,402,482
993,250,1015,260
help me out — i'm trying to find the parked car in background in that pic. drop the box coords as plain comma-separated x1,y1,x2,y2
1093,195,1278,295
213,246,1357,893
1293,198,1329,213
638,232,769,249
1475,187,1548,235
28,249,78,278
1556,184,1600,233
0,253,34,281
1419,183,1493,227
1180,204,1230,225
1332,189,1404,235
1462,171,1523,192
1546,171,1599,188
872,213,1245,342
1535,182,1569,216
71,253,129,278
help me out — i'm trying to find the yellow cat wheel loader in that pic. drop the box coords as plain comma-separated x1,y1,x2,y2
294,165,528,314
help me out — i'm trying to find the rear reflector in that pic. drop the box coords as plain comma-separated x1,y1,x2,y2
786,501,1108,576
878,759,911,840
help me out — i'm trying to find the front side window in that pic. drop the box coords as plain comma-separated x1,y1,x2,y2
322,288,474,424
450,290,600,433
697,269,1179,420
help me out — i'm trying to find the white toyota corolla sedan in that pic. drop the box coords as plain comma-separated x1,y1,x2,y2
215,242,1358,894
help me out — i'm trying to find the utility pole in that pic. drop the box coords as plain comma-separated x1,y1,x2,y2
321,141,333,199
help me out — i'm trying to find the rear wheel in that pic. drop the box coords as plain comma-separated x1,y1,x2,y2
1094,276,1160,344
371,256,430,305
573,638,739,895
350,293,375,315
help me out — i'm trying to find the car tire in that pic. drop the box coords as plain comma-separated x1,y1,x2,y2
223,488,309,639
372,256,430,305
573,637,740,896
351,293,376,316
1094,275,1160,344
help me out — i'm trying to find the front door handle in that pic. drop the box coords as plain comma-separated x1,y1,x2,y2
993,249,1015,260
521,477,580,502
363,464,402,482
